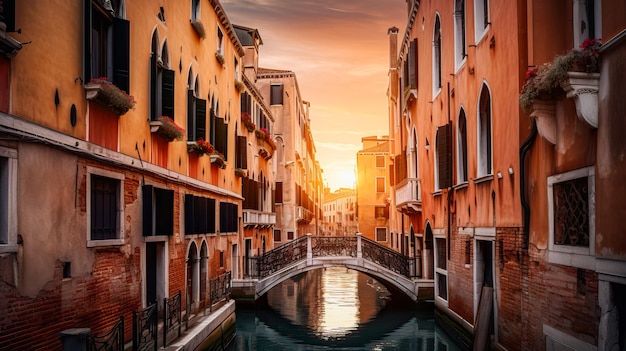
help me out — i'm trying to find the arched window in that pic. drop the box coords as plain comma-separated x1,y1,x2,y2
187,72,207,141
432,14,442,97
477,83,493,177
150,32,174,121
454,0,466,69
457,107,468,183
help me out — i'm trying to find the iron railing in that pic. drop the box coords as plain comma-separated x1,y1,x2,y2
245,235,423,280
210,271,232,305
88,316,124,351
163,291,182,347
132,303,158,351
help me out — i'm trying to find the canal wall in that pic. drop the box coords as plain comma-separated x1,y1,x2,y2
164,300,236,351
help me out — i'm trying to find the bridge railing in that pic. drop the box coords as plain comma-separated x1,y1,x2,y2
245,234,423,279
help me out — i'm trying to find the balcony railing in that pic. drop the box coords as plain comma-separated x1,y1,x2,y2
296,206,313,223
395,177,422,213
243,209,276,227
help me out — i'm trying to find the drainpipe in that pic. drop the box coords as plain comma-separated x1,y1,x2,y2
519,119,537,249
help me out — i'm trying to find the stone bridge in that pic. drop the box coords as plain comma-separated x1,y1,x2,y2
232,234,434,302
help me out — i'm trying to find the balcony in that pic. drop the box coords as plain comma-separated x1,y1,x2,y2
296,206,313,224
243,209,276,228
395,178,422,213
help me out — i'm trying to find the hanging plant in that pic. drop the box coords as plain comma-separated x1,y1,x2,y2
156,116,184,141
85,77,136,115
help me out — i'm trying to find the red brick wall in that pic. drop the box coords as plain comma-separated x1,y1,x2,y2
496,227,524,350
447,219,475,324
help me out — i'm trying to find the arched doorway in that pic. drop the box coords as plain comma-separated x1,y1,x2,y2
424,223,434,280
199,241,208,309
186,241,199,311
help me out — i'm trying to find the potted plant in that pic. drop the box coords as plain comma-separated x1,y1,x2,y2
519,38,601,128
187,138,214,155
235,168,247,178
85,77,136,115
210,151,226,169
241,112,256,132
154,116,184,141
215,52,225,66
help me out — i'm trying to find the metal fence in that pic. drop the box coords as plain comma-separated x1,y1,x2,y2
210,271,232,305
88,316,124,351
132,303,158,351
163,291,182,347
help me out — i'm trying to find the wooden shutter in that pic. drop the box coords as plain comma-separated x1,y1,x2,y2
207,198,216,233
112,18,130,93
408,39,416,89
4,0,15,33
162,69,175,120
196,98,207,140
187,90,194,140
196,196,207,234
155,188,174,236
184,194,195,235
215,118,228,159
83,0,92,82
237,135,247,169
437,124,452,189
150,53,158,121
275,182,283,203
142,185,153,236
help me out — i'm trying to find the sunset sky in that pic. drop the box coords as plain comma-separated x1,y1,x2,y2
221,0,407,191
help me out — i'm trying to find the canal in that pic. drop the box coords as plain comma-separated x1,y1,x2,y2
227,266,463,350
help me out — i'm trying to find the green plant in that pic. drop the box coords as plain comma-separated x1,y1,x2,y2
519,38,601,114
88,77,136,115
188,138,214,155
157,116,184,141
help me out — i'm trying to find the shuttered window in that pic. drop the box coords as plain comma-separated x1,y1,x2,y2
236,136,247,169
219,202,238,234
187,90,207,141
91,175,120,240
184,194,216,235
275,182,283,204
270,84,283,105
437,124,452,189
215,117,228,159
142,185,174,236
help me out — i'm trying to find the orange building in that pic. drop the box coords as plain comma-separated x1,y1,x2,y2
0,0,257,348
356,136,391,246
388,0,626,350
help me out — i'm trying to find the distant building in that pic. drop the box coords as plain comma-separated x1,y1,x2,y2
356,136,391,247
256,69,321,242
322,187,357,236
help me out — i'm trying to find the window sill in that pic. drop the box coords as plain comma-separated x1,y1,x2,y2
547,250,595,270
144,235,168,243
454,182,469,191
432,190,443,197
472,174,493,184
87,239,125,248
0,244,18,254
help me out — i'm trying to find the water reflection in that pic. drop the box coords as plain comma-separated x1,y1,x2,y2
229,267,463,350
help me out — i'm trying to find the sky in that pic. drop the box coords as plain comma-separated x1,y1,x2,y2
221,0,407,192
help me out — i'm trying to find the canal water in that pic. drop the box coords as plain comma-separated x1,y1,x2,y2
227,266,463,350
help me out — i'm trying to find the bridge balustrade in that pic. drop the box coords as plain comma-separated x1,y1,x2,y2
245,234,422,280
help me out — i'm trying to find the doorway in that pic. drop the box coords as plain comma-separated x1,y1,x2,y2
145,241,166,308
474,240,495,336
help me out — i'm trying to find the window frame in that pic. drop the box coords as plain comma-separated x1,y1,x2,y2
457,108,468,184
547,166,595,270
432,14,442,98
375,176,386,193
86,167,125,247
0,147,18,253
573,0,602,48
434,236,448,302
476,83,493,178
474,0,490,43
454,0,467,70
270,84,284,105
375,227,388,242
375,155,385,168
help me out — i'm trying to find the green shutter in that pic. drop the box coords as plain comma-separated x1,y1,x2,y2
162,68,175,120
150,53,158,121
196,98,207,140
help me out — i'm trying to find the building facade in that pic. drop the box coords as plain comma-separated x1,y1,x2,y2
0,0,287,348
322,187,357,236
356,136,391,246
388,0,626,350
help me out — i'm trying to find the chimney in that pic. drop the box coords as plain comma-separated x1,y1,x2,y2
388,26,399,70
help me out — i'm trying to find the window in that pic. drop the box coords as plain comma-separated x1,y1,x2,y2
436,124,452,190
375,155,385,168
87,168,124,246
0,148,17,253
474,0,490,41
150,33,174,121
219,251,224,268
275,182,283,203
376,177,386,193
287,231,294,240
404,38,418,92
191,0,200,21
219,202,238,234
184,194,216,235
435,237,448,301
432,14,442,96
477,83,492,177
236,135,247,170
547,166,595,269
217,27,224,54
274,229,281,242
142,185,174,236
84,0,129,93
187,75,207,141
270,84,283,105
374,206,389,219
376,227,388,242
454,0,466,69
3,0,15,33
573,0,601,48
457,108,468,183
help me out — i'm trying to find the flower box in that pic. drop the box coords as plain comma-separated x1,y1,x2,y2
85,77,136,115
560,71,599,128
529,99,557,145
215,52,225,66
235,168,247,178
191,20,206,39
210,153,226,169
242,112,256,132
187,138,214,156
152,116,184,141
235,79,245,93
